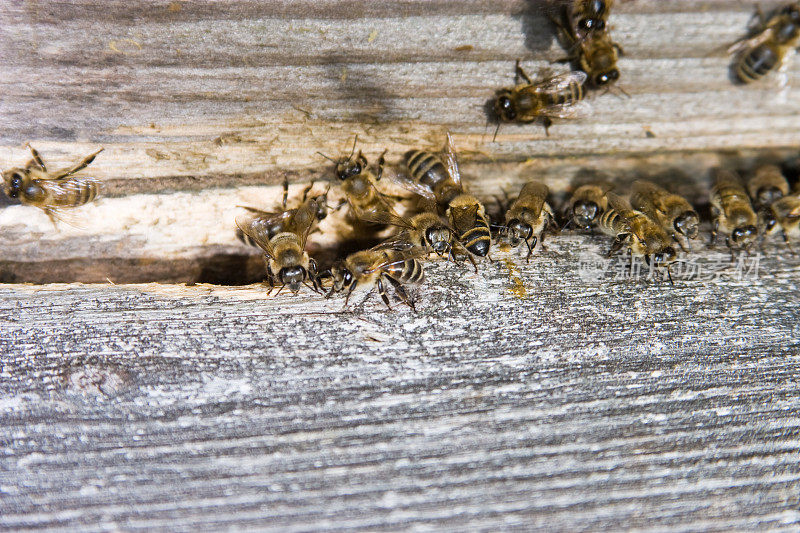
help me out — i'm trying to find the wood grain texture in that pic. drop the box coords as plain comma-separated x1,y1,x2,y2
1,239,800,531
3,1,800,282
3,1,800,530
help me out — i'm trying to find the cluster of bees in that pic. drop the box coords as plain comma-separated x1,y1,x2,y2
3,1,800,308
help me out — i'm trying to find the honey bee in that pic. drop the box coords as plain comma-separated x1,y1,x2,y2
503,181,556,261
710,169,759,251
729,2,800,83
235,191,324,294
567,0,615,38
747,164,790,207
354,207,457,259
318,136,392,225
598,192,677,279
630,180,699,252
402,133,492,259
767,193,800,243
564,183,610,230
493,61,588,135
237,177,328,247
326,245,425,309
2,144,103,226
553,14,623,89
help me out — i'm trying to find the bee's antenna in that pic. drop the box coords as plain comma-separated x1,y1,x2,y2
316,152,337,163
349,135,358,159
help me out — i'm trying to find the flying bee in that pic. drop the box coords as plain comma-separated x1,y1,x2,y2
493,61,588,136
318,136,392,226
553,13,623,89
564,183,610,230
502,181,556,261
729,2,800,83
598,192,677,280
567,0,615,39
402,133,492,260
710,169,759,252
235,192,324,294
326,245,425,310
2,144,103,226
630,180,699,252
766,193,800,244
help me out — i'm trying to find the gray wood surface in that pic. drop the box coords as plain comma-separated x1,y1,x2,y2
1,239,800,531
3,0,800,530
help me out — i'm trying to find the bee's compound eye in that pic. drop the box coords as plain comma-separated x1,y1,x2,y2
10,172,23,189
343,270,353,285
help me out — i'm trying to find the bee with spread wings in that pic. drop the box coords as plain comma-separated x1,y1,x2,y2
235,185,326,294
2,144,103,227
326,242,427,310
494,62,589,136
399,133,492,262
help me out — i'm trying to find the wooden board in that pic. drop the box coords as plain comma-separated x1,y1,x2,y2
2,0,800,282
1,241,800,530
3,1,800,530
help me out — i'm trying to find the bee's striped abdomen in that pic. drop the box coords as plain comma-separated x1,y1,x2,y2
405,150,449,189
736,44,778,83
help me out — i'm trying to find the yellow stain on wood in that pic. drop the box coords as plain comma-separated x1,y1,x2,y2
367,30,379,43
108,39,142,54
502,258,527,299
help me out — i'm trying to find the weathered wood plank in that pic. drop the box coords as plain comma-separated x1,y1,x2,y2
2,1,800,282
1,240,800,530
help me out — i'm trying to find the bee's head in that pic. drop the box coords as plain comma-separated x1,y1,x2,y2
335,152,367,181
674,211,700,239
425,225,452,256
572,200,600,228
312,195,329,221
652,246,677,265
506,218,533,247
578,17,605,32
594,68,619,87
332,263,355,294
2,168,27,199
494,90,517,122
278,265,307,293
756,186,785,207
731,225,757,246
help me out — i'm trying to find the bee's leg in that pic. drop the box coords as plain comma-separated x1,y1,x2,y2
343,280,359,307
525,236,538,262
726,238,736,263
282,176,290,209
514,59,533,85
52,148,104,180
332,198,348,213
264,263,276,295
43,208,60,230
542,117,553,137
710,220,720,248
606,234,627,258
25,144,46,171
666,264,674,286
613,42,625,57
386,276,415,311
375,149,388,181
376,276,392,310
300,180,316,203
309,259,321,293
